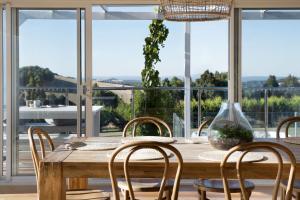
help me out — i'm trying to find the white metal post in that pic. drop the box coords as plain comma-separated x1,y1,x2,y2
5,2,12,180
76,8,82,137
184,22,191,139
0,3,3,177
85,5,93,137
12,7,19,176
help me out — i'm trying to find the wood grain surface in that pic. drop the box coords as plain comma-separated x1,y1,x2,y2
39,137,300,200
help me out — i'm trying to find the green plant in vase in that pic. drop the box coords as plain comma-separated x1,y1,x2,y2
215,123,253,141
209,103,254,150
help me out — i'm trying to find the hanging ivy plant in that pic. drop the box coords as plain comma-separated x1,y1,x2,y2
134,20,169,136
141,20,169,88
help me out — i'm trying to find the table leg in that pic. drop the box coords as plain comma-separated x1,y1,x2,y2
68,178,88,190
39,162,65,200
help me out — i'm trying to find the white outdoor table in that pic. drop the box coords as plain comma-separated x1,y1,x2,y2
19,106,102,136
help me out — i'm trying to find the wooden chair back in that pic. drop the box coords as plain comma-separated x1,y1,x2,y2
122,116,173,137
197,119,212,136
108,141,183,200
221,141,296,200
28,127,54,182
276,116,300,138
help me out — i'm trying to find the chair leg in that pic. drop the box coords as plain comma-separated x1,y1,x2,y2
240,190,252,200
280,187,286,200
296,192,300,200
240,192,244,200
163,189,172,200
122,190,130,200
248,191,252,198
241,190,252,200
198,189,207,200
166,188,172,200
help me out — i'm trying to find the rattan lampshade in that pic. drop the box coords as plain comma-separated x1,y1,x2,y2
160,0,233,22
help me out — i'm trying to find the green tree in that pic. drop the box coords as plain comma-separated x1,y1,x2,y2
195,70,227,87
161,78,171,87
92,83,119,108
161,77,184,101
19,66,55,87
170,76,184,87
282,74,300,87
194,70,228,99
264,75,279,87
196,70,216,87
161,77,184,87
19,66,55,103
214,71,228,87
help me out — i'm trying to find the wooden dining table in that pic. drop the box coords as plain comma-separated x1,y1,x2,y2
38,137,300,200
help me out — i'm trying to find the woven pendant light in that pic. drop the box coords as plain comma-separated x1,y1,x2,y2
160,0,233,22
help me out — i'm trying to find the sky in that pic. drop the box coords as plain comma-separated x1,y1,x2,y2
18,9,300,80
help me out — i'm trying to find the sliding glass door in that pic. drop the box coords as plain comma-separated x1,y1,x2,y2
12,9,85,175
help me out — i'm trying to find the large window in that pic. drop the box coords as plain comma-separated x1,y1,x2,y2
5,3,300,180
92,7,185,137
190,21,229,135
242,9,300,137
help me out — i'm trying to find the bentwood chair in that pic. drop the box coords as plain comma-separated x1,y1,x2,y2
28,127,110,200
122,116,173,137
221,141,296,200
108,141,183,200
197,118,212,136
276,117,300,200
120,117,174,199
194,117,255,200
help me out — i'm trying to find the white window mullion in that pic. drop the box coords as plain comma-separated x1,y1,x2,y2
5,3,12,180
76,8,82,137
228,8,242,104
184,22,191,139
85,5,93,137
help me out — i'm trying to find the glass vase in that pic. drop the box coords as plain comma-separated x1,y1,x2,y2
208,102,253,150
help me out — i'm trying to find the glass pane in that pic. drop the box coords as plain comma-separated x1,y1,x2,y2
242,9,300,138
242,88,265,137
15,9,78,175
190,21,229,136
92,15,185,137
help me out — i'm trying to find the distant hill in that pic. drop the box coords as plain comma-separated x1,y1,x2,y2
95,75,282,83
47,75,77,88
242,76,269,82
94,76,141,81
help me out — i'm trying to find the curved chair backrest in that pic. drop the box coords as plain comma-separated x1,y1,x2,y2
221,141,296,200
197,119,212,136
109,141,183,200
122,116,173,137
28,127,54,182
276,116,300,138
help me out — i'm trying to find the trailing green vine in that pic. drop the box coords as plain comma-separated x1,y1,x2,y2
141,20,169,88
134,20,169,136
